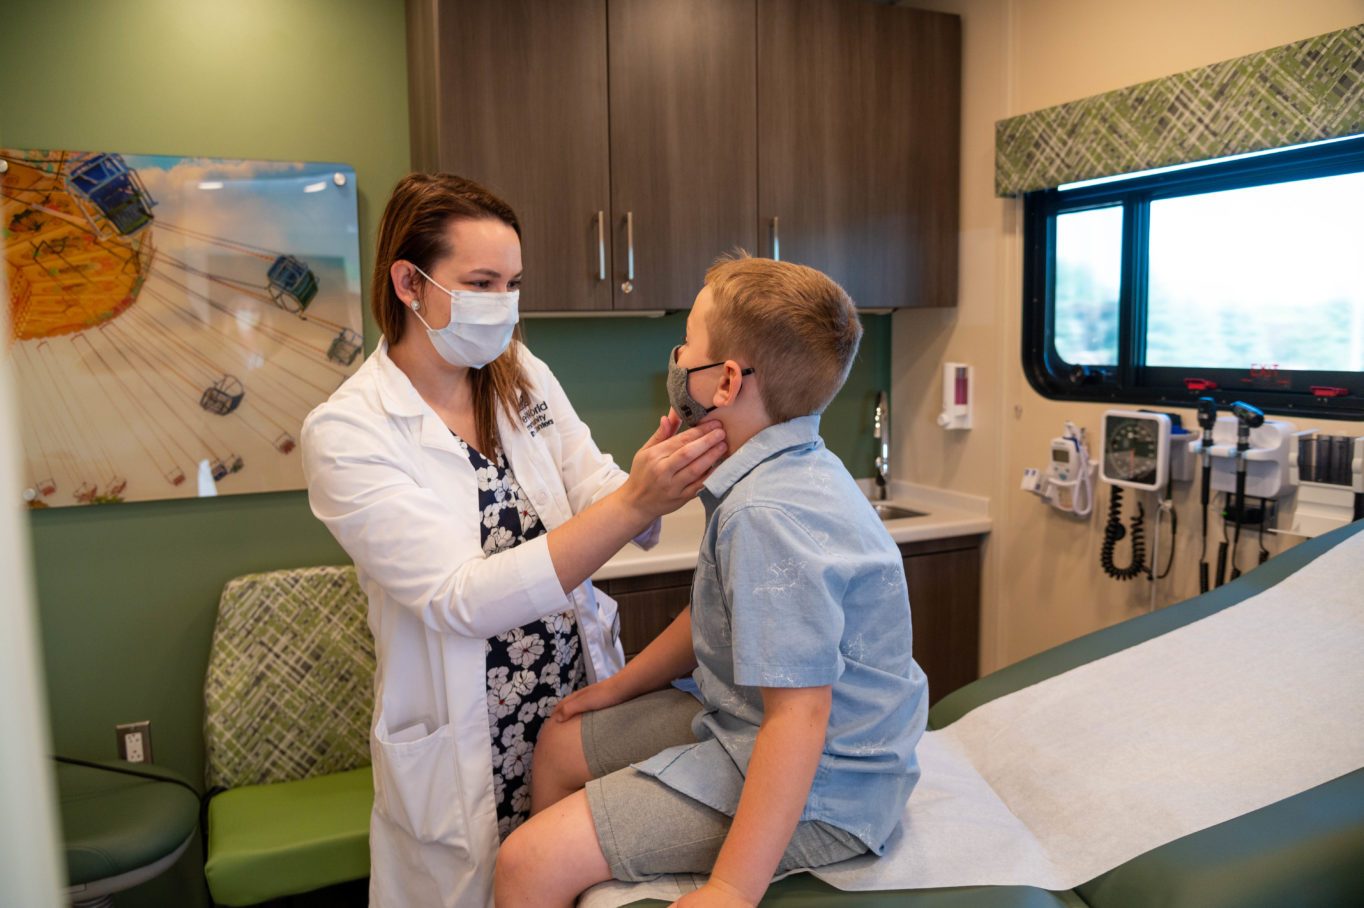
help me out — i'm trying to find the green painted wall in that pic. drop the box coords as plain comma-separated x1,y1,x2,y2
525,312,891,471
2,2,889,904
2,2,410,905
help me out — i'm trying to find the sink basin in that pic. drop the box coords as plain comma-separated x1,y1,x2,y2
871,503,927,521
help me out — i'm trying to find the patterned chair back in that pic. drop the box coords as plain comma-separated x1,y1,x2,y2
204,565,374,789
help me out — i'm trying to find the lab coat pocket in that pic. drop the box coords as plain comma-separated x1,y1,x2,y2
374,718,467,847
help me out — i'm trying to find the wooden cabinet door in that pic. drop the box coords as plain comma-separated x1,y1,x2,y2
410,0,614,312
902,543,981,704
608,0,758,311
757,0,960,309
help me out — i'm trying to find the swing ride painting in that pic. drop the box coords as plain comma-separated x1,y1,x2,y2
1,149,364,508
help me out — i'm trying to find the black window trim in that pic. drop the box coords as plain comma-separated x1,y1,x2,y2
1023,134,1364,421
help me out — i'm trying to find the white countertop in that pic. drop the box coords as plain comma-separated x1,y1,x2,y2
593,480,992,581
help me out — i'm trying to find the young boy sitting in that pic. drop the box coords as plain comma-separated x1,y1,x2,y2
495,255,928,908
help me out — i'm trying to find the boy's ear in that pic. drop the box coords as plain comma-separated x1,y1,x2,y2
711,360,747,408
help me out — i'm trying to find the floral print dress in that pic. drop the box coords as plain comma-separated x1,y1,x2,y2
458,434,587,840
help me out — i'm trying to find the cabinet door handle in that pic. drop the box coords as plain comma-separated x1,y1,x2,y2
596,210,606,281
771,216,781,262
622,210,635,293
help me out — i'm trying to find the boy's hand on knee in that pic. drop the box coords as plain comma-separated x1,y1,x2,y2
553,676,627,722
671,878,756,908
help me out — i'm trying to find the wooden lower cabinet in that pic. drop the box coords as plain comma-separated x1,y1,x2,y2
597,534,982,704
899,536,983,705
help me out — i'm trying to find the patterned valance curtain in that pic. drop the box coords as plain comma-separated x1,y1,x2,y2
995,24,1364,197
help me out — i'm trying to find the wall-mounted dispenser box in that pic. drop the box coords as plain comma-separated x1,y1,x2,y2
937,362,972,430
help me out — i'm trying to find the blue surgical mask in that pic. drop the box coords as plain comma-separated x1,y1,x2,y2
409,265,519,368
666,345,754,429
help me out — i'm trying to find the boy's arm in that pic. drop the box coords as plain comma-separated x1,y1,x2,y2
553,605,698,721
679,685,832,908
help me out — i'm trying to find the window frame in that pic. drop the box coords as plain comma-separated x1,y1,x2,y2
1022,135,1364,421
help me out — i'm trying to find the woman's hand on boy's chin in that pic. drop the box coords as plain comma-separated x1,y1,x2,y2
622,414,726,519
671,878,758,908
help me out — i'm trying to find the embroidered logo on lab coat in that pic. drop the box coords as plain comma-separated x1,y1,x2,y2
519,399,554,437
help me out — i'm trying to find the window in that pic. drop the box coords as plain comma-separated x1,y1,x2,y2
1023,135,1364,419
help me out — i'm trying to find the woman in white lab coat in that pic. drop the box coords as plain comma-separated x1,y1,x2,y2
301,173,725,908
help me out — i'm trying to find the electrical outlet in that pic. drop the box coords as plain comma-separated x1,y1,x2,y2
115,720,153,764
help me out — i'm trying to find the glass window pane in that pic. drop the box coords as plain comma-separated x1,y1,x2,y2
1054,205,1123,365
1146,171,1364,371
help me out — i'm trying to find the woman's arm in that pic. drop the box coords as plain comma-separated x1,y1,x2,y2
305,409,566,639
303,407,722,639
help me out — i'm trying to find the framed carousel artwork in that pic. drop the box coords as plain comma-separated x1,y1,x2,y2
1,149,365,507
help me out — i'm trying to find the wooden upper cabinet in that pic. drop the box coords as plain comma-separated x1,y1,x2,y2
607,0,757,311
408,0,959,312
407,0,614,312
758,0,961,309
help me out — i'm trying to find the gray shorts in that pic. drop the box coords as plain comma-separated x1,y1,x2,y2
581,688,868,882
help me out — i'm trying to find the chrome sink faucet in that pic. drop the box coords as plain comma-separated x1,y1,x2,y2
873,390,889,501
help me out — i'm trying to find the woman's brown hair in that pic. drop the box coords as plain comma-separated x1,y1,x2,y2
371,172,531,453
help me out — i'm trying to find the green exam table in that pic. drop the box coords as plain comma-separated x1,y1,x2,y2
627,518,1364,908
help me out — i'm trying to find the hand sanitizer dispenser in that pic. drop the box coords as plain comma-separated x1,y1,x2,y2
937,362,972,430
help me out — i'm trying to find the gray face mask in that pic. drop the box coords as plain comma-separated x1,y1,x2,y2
666,345,754,430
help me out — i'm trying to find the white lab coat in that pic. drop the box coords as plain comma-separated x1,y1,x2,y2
301,339,657,908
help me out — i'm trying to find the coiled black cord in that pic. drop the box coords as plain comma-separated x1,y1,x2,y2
1101,486,1146,581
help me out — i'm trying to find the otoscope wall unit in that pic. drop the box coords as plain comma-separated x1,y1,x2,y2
1284,434,1364,538
1204,415,1298,500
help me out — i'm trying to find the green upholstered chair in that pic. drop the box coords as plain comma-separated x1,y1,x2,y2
202,565,375,906
58,759,199,908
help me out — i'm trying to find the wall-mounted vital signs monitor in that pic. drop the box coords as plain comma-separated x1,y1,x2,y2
1101,410,1171,491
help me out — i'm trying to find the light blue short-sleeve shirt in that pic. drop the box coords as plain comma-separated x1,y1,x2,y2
633,415,928,853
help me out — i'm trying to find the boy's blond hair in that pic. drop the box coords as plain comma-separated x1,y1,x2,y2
703,254,862,423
